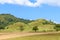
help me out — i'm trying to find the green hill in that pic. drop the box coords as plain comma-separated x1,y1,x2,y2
0,14,32,29
0,14,59,32
28,19,56,32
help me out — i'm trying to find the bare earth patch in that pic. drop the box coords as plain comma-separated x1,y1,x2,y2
0,32,60,40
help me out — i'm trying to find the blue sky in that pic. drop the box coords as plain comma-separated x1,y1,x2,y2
0,0,60,23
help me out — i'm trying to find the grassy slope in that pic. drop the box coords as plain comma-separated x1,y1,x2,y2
0,25,55,33
0,24,55,33
4,33,60,40
0,14,56,32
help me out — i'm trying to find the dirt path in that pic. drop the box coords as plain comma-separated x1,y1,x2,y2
0,32,60,40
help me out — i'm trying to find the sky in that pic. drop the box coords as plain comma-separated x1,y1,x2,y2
0,0,60,23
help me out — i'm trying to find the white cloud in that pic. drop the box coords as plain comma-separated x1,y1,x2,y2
0,0,60,7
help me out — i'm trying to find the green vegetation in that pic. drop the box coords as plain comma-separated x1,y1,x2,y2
32,26,38,32
54,24,60,31
0,14,32,29
20,26,24,31
0,14,60,32
4,33,60,40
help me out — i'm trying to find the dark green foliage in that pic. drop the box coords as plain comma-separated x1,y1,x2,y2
18,18,33,24
0,14,32,30
20,26,24,31
0,26,5,29
32,26,38,32
54,24,60,31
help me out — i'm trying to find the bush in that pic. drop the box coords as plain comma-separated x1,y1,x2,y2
32,26,38,32
54,24,60,31
20,26,24,31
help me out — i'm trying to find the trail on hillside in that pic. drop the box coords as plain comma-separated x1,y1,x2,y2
0,32,60,40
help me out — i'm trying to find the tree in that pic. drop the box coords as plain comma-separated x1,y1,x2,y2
32,26,38,32
20,26,24,31
54,24,60,31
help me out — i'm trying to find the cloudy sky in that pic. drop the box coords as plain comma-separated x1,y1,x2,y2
0,0,60,23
